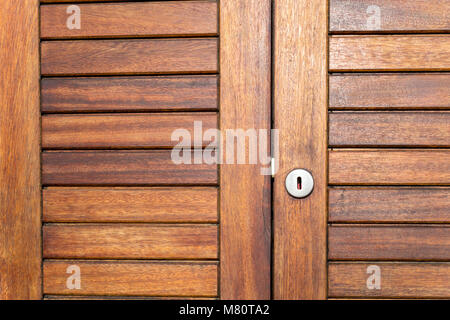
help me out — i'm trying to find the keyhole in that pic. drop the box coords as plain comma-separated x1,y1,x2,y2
285,169,314,199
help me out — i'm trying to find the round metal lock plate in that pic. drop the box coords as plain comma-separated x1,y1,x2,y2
285,169,314,199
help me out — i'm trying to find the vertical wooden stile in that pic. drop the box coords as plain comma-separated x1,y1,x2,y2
273,0,328,299
0,0,41,299
220,0,272,299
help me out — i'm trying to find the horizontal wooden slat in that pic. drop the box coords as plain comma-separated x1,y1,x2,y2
330,0,450,32
329,74,450,110
330,35,450,71
329,225,450,260
329,150,450,185
44,261,217,297
43,187,218,223
42,113,217,149
44,296,216,300
42,150,218,186
329,112,450,147
43,224,217,259
41,76,218,113
41,39,218,75
329,187,450,223
329,263,450,298
41,0,206,2
41,2,217,39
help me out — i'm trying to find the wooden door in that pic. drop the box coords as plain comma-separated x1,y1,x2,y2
274,0,450,300
1,0,271,300
1,0,449,301
327,0,450,299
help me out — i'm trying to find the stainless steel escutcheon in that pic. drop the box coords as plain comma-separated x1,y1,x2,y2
285,169,314,199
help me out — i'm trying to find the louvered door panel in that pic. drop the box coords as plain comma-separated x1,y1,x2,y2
328,1,450,299
40,0,220,299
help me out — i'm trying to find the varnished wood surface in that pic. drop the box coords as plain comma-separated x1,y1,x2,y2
329,187,450,223
220,0,272,299
41,76,218,113
42,151,218,186
329,112,450,147
43,224,218,259
330,35,450,71
43,187,218,223
42,0,209,2
44,261,218,297
329,73,450,110
273,0,328,299
41,1,218,39
0,0,41,299
44,296,217,300
42,113,217,149
329,263,450,298
41,39,218,75
329,225,450,260
329,149,450,185
38,0,221,301
330,0,450,32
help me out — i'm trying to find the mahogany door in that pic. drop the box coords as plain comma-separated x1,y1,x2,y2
274,0,449,299
1,0,449,300
1,0,271,300
326,0,450,299
274,0,450,300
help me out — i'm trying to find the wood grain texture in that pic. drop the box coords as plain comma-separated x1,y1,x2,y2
330,35,450,71
44,296,217,300
41,38,218,75
0,0,41,299
41,0,209,2
329,112,450,147
44,261,218,297
329,187,450,223
220,0,271,299
330,0,450,32
43,224,218,259
329,225,450,260
41,1,217,39
329,150,450,185
42,151,218,186
329,74,450,110
329,263,450,298
41,76,218,113
42,113,217,149
273,0,328,299
43,187,218,223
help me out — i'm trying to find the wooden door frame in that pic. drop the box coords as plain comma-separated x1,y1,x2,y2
0,0,41,300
